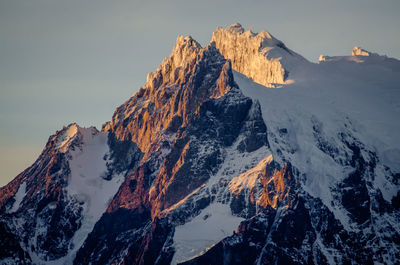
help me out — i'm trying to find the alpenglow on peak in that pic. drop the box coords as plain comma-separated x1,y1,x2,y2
211,23,307,88
1,22,400,265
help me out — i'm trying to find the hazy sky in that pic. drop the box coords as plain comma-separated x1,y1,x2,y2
1,0,399,186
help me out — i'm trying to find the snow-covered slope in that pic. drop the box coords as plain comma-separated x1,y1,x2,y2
171,203,244,264
42,126,124,264
0,124,140,264
175,26,400,265
234,46,400,204
1,24,399,265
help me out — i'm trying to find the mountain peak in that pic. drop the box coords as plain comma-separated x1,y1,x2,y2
54,123,99,153
225,22,245,33
55,123,80,152
173,35,201,51
145,35,203,87
106,33,236,157
224,23,274,40
257,29,274,40
352,46,372,56
211,23,306,87
2,23,400,265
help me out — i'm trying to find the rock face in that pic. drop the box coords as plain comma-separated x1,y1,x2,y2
211,23,306,87
1,23,400,265
352,46,372,56
102,35,268,218
0,125,142,264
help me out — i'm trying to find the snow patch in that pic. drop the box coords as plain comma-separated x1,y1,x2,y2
171,203,244,265
229,154,273,194
62,129,123,264
374,163,399,202
9,181,26,213
30,127,124,264
381,148,400,173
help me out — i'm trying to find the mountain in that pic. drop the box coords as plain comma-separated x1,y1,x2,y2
1,23,399,265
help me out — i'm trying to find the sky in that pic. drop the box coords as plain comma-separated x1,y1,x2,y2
1,0,399,187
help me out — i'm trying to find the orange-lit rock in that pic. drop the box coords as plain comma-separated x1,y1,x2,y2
103,35,255,219
212,23,306,88
257,162,297,209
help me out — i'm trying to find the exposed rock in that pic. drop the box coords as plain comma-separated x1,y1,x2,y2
0,221,32,264
102,36,231,156
71,33,271,265
0,124,142,263
212,23,306,87
102,34,268,219
73,208,152,265
1,24,400,265
352,46,372,56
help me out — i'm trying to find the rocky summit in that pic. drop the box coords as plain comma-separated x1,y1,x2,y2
1,23,399,265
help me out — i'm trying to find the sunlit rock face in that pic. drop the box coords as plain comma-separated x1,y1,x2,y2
211,23,306,88
74,35,270,265
102,35,262,217
352,46,372,56
1,23,400,265
103,36,234,157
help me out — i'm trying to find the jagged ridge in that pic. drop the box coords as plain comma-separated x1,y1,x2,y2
1,23,399,265
211,23,306,88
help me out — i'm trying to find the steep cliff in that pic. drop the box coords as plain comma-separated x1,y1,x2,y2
211,23,307,88
1,23,399,265
74,34,271,265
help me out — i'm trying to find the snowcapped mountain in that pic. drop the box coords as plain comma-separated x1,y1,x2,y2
1,23,399,265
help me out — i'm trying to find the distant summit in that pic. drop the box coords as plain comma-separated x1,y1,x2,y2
212,23,307,88
352,46,373,56
225,22,245,33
